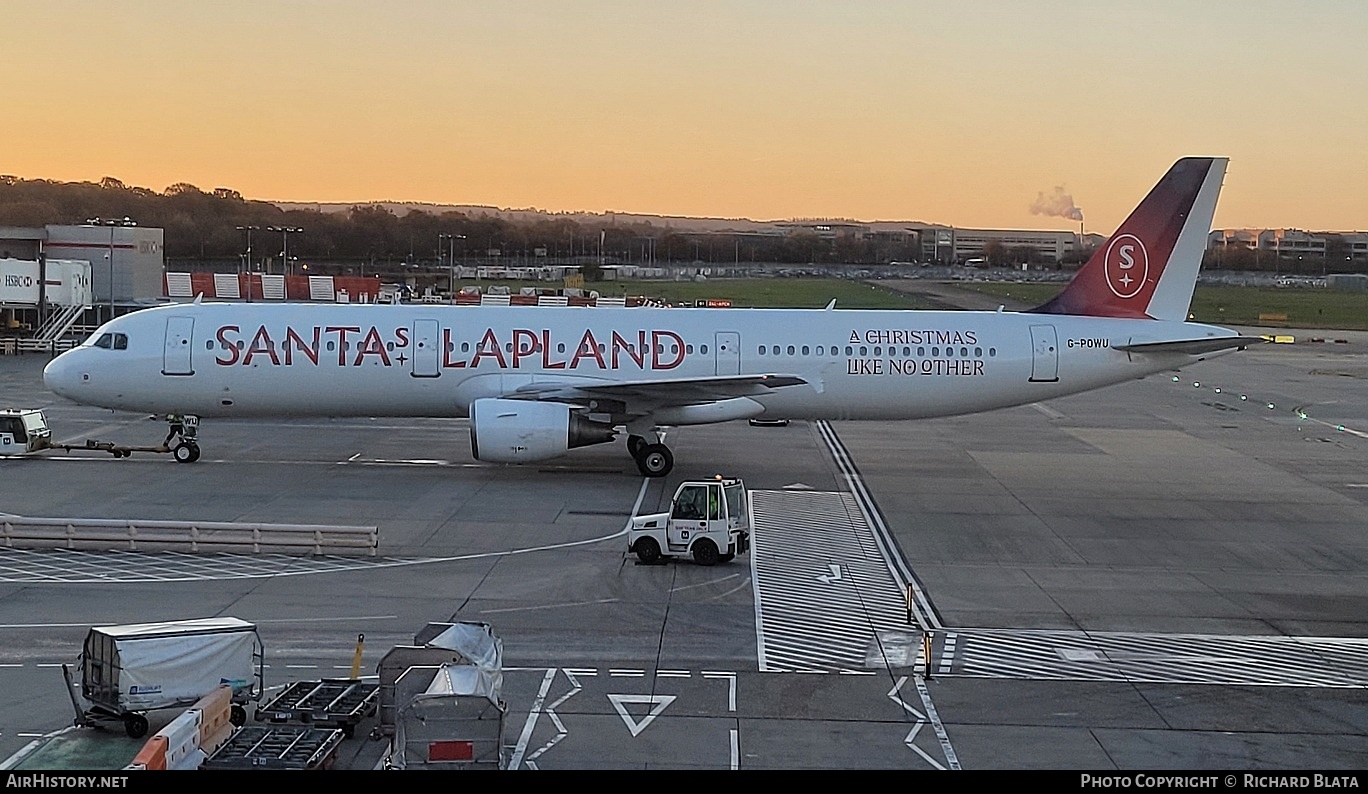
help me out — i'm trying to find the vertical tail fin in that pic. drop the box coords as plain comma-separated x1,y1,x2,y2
1030,157,1227,322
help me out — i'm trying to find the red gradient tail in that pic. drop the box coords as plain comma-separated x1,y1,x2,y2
1030,157,1227,322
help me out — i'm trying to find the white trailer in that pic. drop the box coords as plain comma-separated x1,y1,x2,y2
0,258,91,307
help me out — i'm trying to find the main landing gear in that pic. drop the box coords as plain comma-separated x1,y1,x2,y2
626,433,673,478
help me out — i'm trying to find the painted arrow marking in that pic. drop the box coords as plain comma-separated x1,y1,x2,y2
817,564,842,584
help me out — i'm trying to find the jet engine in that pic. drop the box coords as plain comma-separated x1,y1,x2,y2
469,398,616,463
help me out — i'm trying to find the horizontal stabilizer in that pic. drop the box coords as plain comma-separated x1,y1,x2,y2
1114,336,1266,355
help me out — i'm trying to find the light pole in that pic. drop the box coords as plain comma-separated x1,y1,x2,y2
267,226,303,275
441,234,465,295
235,225,259,273
86,216,135,321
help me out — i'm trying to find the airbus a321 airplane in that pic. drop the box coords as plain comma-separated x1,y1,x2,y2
44,157,1259,477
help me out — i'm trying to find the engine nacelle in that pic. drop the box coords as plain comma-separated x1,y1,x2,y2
469,398,616,463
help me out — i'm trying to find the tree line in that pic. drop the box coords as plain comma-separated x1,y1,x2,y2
0,175,925,268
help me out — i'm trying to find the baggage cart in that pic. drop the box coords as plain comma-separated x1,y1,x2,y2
255,678,379,738
201,725,343,770
70,617,263,738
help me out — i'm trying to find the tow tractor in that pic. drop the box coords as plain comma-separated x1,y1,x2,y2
0,408,200,462
628,476,750,566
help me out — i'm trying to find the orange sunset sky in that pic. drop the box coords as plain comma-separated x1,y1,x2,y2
6,1,1367,234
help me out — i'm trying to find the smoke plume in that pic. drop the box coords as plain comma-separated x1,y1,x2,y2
1030,187,1083,222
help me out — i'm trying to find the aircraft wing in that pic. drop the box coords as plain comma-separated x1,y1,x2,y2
1115,336,1267,355
504,373,808,409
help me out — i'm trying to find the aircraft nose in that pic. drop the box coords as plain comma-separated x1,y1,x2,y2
43,351,84,399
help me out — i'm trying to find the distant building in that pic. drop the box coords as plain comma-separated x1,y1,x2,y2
0,224,165,319
904,224,1079,264
1208,229,1368,270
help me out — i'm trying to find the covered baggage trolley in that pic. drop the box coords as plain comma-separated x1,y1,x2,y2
390,663,506,770
378,622,507,769
69,617,263,738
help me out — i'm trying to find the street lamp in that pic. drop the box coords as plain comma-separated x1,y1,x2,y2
235,226,259,273
266,226,303,275
86,216,135,321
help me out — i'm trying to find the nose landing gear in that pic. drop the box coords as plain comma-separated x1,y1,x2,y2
166,414,201,464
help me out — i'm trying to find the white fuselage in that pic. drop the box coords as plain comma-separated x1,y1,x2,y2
43,302,1234,422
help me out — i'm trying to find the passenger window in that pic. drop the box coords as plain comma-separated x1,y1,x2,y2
975,347,982,357
859,346,868,356
816,346,824,356
757,346,765,355
932,347,939,356
845,346,853,355
874,346,881,356
989,348,997,357
205,341,214,350
700,344,708,354
802,345,809,355
961,347,968,357
918,347,925,356
786,345,795,356
686,344,694,354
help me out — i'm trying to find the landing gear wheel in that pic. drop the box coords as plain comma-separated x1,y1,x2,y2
635,444,673,477
634,536,662,564
230,704,247,727
124,713,149,739
692,538,720,566
627,434,646,458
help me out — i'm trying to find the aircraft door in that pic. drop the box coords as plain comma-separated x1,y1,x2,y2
1029,324,1059,382
714,331,741,376
162,316,195,376
412,319,440,378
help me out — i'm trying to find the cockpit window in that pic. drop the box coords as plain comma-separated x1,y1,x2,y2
90,332,128,350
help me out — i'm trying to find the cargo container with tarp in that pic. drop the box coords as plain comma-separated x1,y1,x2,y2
66,617,263,738
379,622,506,769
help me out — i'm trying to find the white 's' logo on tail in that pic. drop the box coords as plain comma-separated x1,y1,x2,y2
1104,234,1149,299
